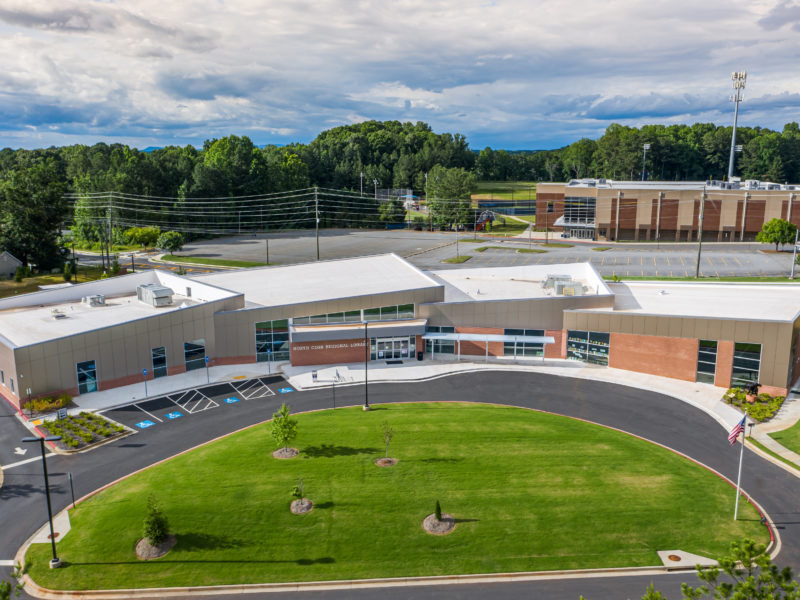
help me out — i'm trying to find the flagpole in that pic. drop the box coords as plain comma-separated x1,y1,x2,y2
733,408,748,520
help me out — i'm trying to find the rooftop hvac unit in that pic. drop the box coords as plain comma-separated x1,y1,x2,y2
556,283,585,296
81,294,106,307
542,274,573,289
137,284,174,307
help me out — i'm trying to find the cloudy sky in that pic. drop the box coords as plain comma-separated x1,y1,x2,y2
1,0,799,150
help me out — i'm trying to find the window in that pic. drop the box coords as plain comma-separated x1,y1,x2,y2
77,360,98,394
256,320,290,362
295,306,415,325
696,340,717,384
732,342,761,387
563,196,596,224
152,346,167,379
184,339,206,372
425,326,455,355
567,330,610,366
503,329,545,357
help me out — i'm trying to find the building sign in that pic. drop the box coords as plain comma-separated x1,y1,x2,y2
290,338,367,367
291,341,366,352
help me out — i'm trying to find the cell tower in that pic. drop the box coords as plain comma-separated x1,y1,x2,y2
727,71,747,180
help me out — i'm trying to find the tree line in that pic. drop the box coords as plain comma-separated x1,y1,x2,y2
2,119,800,270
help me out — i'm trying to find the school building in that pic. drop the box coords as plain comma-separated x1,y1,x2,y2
536,178,800,242
0,253,798,407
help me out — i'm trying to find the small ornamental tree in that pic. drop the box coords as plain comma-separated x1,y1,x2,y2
756,218,797,251
62,261,72,282
270,402,298,451
156,231,185,253
291,477,304,500
434,500,442,522
142,495,169,546
381,420,394,458
681,538,798,599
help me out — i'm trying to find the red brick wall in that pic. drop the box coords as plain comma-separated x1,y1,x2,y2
545,329,566,358
168,365,186,376
609,333,698,382
291,339,367,366
715,340,734,388
454,326,504,356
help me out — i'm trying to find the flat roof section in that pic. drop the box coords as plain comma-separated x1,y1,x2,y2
595,282,800,322
0,292,199,347
191,254,442,308
428,263,611,302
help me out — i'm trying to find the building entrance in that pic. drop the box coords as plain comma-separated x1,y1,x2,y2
371,336,415,360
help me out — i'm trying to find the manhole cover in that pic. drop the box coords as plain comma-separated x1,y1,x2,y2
668,554,682,562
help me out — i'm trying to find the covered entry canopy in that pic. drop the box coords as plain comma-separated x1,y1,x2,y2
422,332,555,344
422,331,556,361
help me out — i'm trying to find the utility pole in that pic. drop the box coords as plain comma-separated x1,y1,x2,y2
265,237,270,265
696,187,706,278
108,193,114,269
314,187,320,261
727,71,747,181
642,143,650,181
360,172,364,197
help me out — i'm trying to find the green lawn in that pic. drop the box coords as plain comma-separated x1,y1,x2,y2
475,246,546,254
161,255,268,268
0,266,107,299
748,436,800,472
473,181,537,201
484,222,529,235
768,420,800,458
443,255,472,264
26,403,767,590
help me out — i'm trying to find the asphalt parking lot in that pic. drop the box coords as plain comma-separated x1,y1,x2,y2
101,375,292,433
173,230,797,278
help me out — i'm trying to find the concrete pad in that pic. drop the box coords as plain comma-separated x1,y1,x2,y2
657,550,717,570
30,510,70,544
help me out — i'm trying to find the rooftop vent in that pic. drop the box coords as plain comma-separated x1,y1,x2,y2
81,294,106,307
137,284,174,307
542,274,573,289
51,308,68,320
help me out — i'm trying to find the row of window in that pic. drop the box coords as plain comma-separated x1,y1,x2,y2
256,319,291,362
563,196,596,224
567,330,610,365
503,329,545,357
293,304,415,325
696,340,761,387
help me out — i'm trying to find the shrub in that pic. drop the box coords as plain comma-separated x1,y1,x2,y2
143,495,169,546
13,266,25,282
62,261,72,282
723,387,785,422
110,259,120,276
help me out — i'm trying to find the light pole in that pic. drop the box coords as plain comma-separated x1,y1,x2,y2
373,179,378,203
641,143,651,181
22,435,62,568
727,71,747,181
363,321,370,411
360,172,364,197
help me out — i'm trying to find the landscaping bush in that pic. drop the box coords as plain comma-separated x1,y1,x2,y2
23,394,70,414
723,387,785,422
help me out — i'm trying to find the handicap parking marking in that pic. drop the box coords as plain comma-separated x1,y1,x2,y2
168,389,218,414
224,397,240,404
132,402,164,423
136,420,156,429
165,411,183,420
232,378,275,400
279,387,294,394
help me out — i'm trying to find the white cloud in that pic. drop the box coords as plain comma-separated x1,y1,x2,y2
0,0,798,149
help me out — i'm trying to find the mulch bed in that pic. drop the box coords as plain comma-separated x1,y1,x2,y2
422,513,455,535
374,457,398,467
272,447,299,459
135,534,177,560
290,498,313,514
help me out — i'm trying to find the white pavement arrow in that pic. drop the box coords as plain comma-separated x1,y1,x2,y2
13,447,27,456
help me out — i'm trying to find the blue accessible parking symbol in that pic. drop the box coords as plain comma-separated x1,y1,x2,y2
279,387,294,394
136,420,155,429
165,411,183,420
224,397,240,404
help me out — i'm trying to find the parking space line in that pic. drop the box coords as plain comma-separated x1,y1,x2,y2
132,403,163,422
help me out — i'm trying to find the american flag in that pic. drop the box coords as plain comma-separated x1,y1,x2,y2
728,415,746,445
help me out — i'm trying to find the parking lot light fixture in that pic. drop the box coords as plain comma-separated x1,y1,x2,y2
22,435,62,568
363,321,370,411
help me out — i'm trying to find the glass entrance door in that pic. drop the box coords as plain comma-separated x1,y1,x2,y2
372,337,414,360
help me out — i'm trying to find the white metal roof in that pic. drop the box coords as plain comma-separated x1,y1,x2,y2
191,254,441,308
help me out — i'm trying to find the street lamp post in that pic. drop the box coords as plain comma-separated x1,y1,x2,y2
22,435,62,568
641,143,651,181
373,179,378,202
363,321,370,411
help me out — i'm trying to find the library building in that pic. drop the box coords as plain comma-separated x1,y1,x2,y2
0,253,798,407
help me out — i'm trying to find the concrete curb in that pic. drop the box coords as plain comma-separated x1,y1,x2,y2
17,566,682,599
